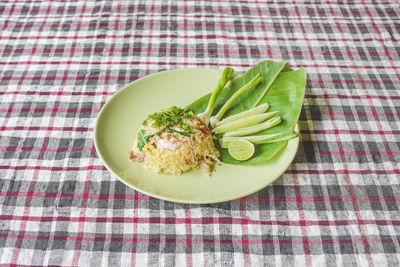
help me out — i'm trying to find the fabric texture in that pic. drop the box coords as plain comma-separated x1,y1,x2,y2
0,0,399,266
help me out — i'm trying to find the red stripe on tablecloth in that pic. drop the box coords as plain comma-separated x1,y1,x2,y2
1,76,399,86
2,107,399,119
0,0,19,262
1,32,398,45
326,4,375,266
71,147,96,259
0,3,396,22
70,0,92,264
0,90,115,96
303,151,400,156
0,0,393,5
131,201,139,262
5,191,400,202
361,3,400,174
362,2,400,82
131,0,141,265
0,233,399,246
0,165,102,171
181,3,193,265
305,94,400,101
0,126,95,132
0,60,399,72
43,3,88,262
308,79,400,85
303,129,400,135
0,108,99,113
0,0,20,132
80,1,123,264
2,126,400,136
7,2,55,265
0,147,95,152
1,46,398,58
131,189,139,265
334,3,400,180
1,215,399,227
291,5,312,265
3,21,395,35
1,90,399,103
184,204,193,267
0,165,398,176
5,1,53,265
360,0,400,169
4,191,400,202
1,146,399,157
294,167,312,263
2,190,400,203
238,201,251,267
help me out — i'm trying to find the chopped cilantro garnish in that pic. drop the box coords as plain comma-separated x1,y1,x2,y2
142,106,193,137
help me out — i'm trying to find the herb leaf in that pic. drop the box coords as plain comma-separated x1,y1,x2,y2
137,130,147,151
179,123,190,131
141,106,195,137
166,127,192,137
144,106,192,129
137,131,161,151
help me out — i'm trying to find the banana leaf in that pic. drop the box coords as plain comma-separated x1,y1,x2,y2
188,61,287,120
187,61,306,165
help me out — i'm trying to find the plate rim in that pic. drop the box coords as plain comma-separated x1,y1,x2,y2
94,68,300,204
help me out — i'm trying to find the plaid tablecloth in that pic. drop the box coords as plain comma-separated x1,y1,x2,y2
1,0,399,266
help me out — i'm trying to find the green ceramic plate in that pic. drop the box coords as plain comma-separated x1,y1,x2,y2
94,68,299,204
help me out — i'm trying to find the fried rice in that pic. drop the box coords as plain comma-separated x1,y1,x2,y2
129,108,220,175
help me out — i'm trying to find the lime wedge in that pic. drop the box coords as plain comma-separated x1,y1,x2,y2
228,139,255,161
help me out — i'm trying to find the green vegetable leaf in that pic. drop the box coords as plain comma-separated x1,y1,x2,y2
187,61,306,165
137,130,147,151
187,60,287,119
166,127,192,137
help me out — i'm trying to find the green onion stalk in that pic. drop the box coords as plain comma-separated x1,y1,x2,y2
215,102,269,127
220,130,298,149
223,115,282,137
212,111,278,134
210,73,262,128
197,67,234,125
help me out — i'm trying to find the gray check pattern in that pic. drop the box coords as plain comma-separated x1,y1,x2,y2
0,0,400,266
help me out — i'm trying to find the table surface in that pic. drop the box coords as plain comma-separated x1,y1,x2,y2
0,0,399,266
